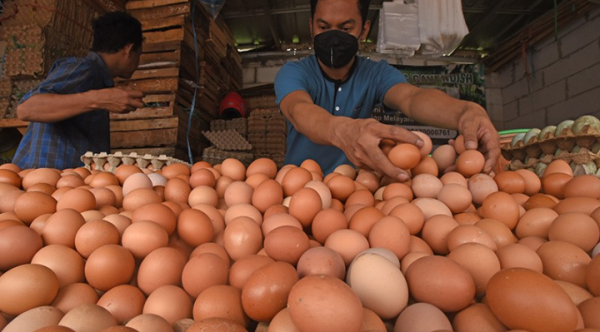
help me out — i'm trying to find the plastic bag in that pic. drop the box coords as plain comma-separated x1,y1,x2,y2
377,1,421,57
417,0,469,57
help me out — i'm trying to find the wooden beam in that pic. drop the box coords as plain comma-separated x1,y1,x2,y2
141,15,185,31
111,128,178,148
264,1,282,50
110,117,179,132
126,0,188,11
0,118,29,128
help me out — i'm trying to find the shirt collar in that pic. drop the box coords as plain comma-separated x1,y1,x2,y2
86,52,114,87
315,54,358,85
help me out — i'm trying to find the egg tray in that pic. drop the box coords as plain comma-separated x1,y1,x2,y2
201,147,254,167
210,118,248,137
202,129,253,151
501,115,600,162
80,151,190,173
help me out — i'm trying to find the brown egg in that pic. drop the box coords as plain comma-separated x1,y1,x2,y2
296,246,346,280
543,159,573,177
288,274,363,332
578,297,600,329
475,218,517,248
406,255,475,312
142,285,193,326
447,242,501,296
242,261,298,322
2,306,64,332
412,198,452,220
379,196,409,215
548,212,599,252
264,225,310,265
541,172,572,199
181,253,229,298
486,268,579,332
51,283,99,314
14,191,57,224
261,212,302,237
311,208,347,244
122,220,169,259
347,252,408,320
514,168,542,196
518,235,548,251
246,158,278,179
189,168,216,189
587,254,600,296
164,177,191,203
346,206,383,237
122,187,162,211
324,229,370,266
89,187,116,209
394,302,452,332
188,185,219,208
553,197,600,215
452,303,507,332
524,193,558,210
345,189,374,208
22,168,61,190
420,215,458,254
59,304,117,332
555,280,594,305
223,181,253,207
27,183,56,195
0,169,21,188
387,143,421,170
220,158,246,181
327,174,356,202
480,192,520,230
432,144,457,173
437,183,472,214
288,187,322,228
137,246,187,295
400,251,431,274
31,244,84,288
268,308,300,332
537,240,591,287
0,184,22,214
132,202,177,235
387,203,425,235
185,317,247,332
224,204,262,226
228,255,274,290
102,213,132,236
42,208,86,248
494,170,526,194
456,150,485,177
224,216,263,261
0,225,43,270
382,183,413,201
84,244,135,292
97,284,145,324
0,264,59,316
368,216,411,260
410,156,439,177
161,163,191,180
73,220,119,259
467,173,499,205
104,185,124,208
446,224,497,252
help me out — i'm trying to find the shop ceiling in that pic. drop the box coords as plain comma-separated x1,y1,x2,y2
220,0,599,68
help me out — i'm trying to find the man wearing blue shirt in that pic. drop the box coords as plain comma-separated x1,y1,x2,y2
275,0,500,181
13,12,144,169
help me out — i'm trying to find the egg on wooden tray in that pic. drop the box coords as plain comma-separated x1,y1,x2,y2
1,134,600,332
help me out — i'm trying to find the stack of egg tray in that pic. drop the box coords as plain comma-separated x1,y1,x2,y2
500,115,600,177
80,151,190,173
247,109,286,168
0,78,12,118
210,118,248,137
201,129,254,166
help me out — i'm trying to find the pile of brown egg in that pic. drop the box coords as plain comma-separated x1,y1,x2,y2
0,132,599,332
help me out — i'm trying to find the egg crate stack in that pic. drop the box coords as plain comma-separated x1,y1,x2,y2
201,129,254,166
247,108,287,168
0,78,12,119
501,115,600,178
1,78,44,118
210,117,248,138
80,151,190,173
0,0,98,78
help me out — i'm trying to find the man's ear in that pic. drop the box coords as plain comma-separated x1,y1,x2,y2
123,43,135,57
360,20,371,41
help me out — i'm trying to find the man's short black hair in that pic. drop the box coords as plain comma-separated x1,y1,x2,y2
92,11,143,53
310,0,371,26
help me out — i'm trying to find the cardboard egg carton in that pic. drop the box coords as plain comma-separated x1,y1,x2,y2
201,147,254,167
210,117,248,137
80,151,189,173
202,129,252,151
501,115,600,177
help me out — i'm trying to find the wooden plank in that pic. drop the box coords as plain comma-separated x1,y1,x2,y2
127,0,187,10
111,128,178,148
130,3,190,21
120,77,179,93
0,118,29,128
110,106,175,120
144,28,185,44
139,50,181,67
110,117,179,132
143,40,182,53
111,146,176,157
141,15,185,31
143,94,176,104
129,67,180,80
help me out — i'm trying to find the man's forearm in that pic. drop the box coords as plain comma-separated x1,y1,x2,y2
17,91,99,123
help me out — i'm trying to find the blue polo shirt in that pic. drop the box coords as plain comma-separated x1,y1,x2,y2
13,52,113,169
275,55,407,174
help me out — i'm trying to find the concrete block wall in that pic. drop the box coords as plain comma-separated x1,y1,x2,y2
495,6,600,131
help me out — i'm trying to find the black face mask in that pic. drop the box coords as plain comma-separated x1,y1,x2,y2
313,30,359,69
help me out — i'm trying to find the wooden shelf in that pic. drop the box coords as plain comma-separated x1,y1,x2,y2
0,119,29,134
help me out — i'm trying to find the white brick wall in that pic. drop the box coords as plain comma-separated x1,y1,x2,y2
496,6,600,130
